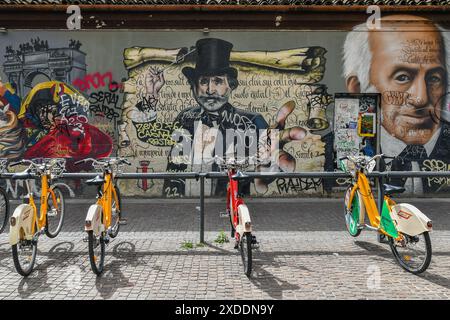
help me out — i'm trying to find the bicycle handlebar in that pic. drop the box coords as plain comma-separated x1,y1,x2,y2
75,157,132,168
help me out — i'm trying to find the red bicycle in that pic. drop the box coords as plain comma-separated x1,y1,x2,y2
215,156,259,277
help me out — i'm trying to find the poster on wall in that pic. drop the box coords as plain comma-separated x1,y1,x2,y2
333,93,380,163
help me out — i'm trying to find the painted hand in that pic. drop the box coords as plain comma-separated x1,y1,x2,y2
255,100,324,194
145,66,165,98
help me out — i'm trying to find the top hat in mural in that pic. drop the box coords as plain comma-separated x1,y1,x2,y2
182,38,238,82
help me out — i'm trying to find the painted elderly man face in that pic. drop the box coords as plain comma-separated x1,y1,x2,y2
369,27,446,145
194,75,232,112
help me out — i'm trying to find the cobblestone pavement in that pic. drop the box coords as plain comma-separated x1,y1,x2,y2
1,198,450,300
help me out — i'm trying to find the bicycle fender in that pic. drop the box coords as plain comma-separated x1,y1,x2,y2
238,204,252,234
85,204,104,235
346,187,365,225
9,204,34,246
390,203,432,236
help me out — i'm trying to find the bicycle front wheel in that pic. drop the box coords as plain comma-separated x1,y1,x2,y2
88,230,105,275
240,232,252,277
12,239,38,277
389,231,432,274
108,185,121,238
45,186,65,238
344,186,362,237
0,187,9,233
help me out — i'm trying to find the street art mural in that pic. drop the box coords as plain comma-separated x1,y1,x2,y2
342,14,450,194
118,38,331,197
1,14,450,198
0,38,115,198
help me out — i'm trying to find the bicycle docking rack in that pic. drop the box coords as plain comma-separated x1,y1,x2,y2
2,170,450,243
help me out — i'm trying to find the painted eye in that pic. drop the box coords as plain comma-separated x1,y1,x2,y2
427,74,442,84
394,73,410,83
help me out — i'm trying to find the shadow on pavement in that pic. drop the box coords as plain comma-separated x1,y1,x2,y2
17,242,76,299
250,252,304,299
418,271,450,290
353,241,393,259
94,241,145,299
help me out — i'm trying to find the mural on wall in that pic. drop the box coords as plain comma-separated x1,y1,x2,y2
3,38,86,98
342,14,450,194
18,81,113,171
2,14,450,198
0,80,26,159
1,38,116,198
119,38,332,197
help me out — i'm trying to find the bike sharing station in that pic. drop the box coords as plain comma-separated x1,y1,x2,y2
2,145,450,277
0,90,449,276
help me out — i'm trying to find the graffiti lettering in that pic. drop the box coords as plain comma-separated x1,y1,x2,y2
89,104,120,121
276,178,322,193
133,120,181,146
422,159,450,187
73,71,122,93
400,39,441,65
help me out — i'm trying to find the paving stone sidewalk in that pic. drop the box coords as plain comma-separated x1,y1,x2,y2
1,198,450,300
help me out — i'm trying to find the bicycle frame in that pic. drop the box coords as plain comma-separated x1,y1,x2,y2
25,174,58,235
225,168,252,238
346,169,401,240
96,171,119,230
226,169,243,229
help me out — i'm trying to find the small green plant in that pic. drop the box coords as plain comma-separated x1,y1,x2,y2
214,231,229,244
181,240,194,250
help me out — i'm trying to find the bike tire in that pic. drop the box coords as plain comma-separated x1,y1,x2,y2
87,230,105,276
108,184,121,238
240,232,253,277
0,187,10,234
389,231,432,274
344,186,362,237
45,186,65,238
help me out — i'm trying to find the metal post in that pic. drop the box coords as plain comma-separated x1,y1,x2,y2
199,173,205,243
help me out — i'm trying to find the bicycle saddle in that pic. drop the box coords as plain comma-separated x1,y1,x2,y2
86,175,105,186
231,171,250,181
383,184,406,195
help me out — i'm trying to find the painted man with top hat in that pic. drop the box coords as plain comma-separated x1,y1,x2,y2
145,38,319,196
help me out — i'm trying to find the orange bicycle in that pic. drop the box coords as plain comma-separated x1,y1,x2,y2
75,157,130,275
8,158,66,276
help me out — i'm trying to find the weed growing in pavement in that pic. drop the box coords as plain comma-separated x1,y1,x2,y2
181,241,194,249
214,231,229,244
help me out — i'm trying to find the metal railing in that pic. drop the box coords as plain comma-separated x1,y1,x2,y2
2,170,450,243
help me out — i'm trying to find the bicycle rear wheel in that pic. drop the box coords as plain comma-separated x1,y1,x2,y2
240,232,252,277
45,186,65,238
108,185,121,238
389,231,432,274
87,230,105,275
0,187,9,233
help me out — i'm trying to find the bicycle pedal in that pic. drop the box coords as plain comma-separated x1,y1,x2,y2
219,212,229,218
119,218,128,225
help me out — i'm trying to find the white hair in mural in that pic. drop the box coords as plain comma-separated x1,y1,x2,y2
343,21,450,119
342,23,372,92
